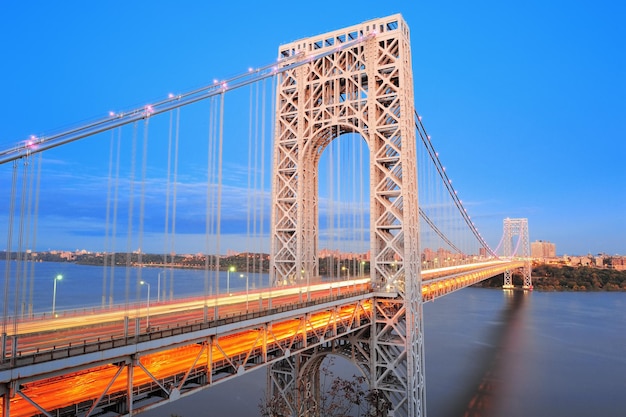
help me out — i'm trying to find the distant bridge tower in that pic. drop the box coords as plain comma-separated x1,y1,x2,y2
269,14,425,417
502,217,532,289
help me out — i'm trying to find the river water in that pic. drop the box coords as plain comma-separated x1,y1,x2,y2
424,288,625,417
2,262,625,416
0,261,267,315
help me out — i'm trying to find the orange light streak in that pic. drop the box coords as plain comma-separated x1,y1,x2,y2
4,301,372,416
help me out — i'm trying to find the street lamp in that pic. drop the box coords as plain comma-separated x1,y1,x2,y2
341,265,351,293
52,274,62,316
240,273,249,310
140,280,151,330
227,266,236,294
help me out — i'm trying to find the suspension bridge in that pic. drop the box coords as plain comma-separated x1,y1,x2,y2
0,14,531,417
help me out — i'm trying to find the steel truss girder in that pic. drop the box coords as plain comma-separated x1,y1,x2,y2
1,297,372,417
502,218,532,289
270,14,424,416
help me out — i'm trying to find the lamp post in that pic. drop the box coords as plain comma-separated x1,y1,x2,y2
240,273,248,310
341,265,349,279
342,266,349,290
227,266,236,294
52,274,62,316
140,280,151,330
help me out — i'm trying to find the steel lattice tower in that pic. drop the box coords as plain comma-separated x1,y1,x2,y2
269,14,425,417
502,217,532,289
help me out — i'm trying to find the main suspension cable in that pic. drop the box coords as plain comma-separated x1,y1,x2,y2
415,111,496,257
1,32,377,166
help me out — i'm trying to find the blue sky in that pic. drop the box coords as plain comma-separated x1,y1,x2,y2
1,0,624,256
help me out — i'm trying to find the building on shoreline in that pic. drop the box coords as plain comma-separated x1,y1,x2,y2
531,240,556,259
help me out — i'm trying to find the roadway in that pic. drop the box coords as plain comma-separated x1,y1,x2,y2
3,260,514,357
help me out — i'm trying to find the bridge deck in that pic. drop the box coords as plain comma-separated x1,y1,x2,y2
0,260,522,416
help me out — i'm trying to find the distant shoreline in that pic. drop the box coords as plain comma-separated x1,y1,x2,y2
474,264,626,292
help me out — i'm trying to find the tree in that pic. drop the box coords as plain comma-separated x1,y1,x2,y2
260,358,390,417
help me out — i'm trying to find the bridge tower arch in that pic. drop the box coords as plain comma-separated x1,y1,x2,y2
267,345,372,417
502,217,532,289
270,14,425,416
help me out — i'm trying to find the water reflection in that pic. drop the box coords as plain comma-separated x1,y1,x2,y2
461,289,529,417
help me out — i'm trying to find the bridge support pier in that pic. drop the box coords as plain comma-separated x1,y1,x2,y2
268,352,317,417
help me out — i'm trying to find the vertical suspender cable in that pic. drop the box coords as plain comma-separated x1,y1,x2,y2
437,150,443,262
359,134,365,276
20,154,35,318
207,97,220,304
417,133,424,261
267,74,277,291
125,122,138,313
245,82,254,284
214,92,225,308
170,108,181,300
429,142,435,260
352,135,357,277
336,129,341,280
251,82,257,282
103,129,115,308
203,101,212,307
260,78,268,289
426,137,432,257
424,135,431,258
342,133,348,278
328,128,334,280
136,118,150,301
3,160,18,342
205,96,218,307
445,161,450,257
252,81,260,282
427,139,433,255
109,127,122,307
418,133,424,260
28,153,42,316
13,156,29,335
164,110,174,301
